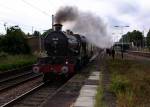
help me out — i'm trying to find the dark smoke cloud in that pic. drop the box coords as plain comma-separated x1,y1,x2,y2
55,6,78,24
55,6,112,48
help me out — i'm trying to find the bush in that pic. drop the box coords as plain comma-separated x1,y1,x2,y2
0,52,8,58
0,55,36,71
0,26,30,54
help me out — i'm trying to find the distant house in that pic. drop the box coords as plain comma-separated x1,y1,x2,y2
26,36,44,53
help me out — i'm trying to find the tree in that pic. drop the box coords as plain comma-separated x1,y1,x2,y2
147,29,150,50
119,30,144,47
33,30,41,37
42,29,53,37
0,26,30,54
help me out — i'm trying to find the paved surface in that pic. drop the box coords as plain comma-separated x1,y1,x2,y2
73,71,100,107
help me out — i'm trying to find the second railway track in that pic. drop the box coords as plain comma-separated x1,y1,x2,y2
0,53,101,107
0,78,70,107
0,71,42,92
0,62,99,107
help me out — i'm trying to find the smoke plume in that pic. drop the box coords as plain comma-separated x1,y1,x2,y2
55,6,112,48
55,6,78,24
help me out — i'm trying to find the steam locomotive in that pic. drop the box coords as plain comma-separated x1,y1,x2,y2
32,24,96,82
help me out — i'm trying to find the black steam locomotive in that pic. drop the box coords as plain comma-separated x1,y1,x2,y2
33,24,95,82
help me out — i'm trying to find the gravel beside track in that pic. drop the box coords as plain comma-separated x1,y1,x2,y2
42,75,86,107
0,71,42,92
1,78,71,107
0,71,33,83
0,76,43,106
0,66,32,79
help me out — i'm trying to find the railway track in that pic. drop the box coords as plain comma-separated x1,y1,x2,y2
0,53,101,107
0,66,32,79
127,51,150,57
0,71,42,92
0,83,45,107
0,78,70,107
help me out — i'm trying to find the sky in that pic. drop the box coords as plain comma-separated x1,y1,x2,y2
0,0,150,40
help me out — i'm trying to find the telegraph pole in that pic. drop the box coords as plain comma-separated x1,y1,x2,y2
32,26,34,34
52,15,54,30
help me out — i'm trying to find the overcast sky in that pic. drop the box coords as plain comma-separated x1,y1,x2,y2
0,0,150,39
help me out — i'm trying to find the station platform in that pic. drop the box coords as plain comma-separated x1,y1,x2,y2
73,71,100,107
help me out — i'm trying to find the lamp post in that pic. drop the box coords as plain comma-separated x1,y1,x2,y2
114,25,130,59
112,33,115,45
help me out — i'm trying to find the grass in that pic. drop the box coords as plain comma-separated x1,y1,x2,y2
95,85,106,107
95,66,106,107
0,54,36,72
107,58,150,107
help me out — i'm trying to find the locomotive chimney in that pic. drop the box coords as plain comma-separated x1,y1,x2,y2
53,24,62,31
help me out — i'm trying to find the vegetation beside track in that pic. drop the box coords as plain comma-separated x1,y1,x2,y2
95,70,105,107
107,58,150,107
0,54,36,72
94,57,106,107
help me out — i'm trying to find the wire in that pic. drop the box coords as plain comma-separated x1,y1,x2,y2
0,17,32,29
21,0,50,16
0,19,35,33
0,1,50,33
0,3,18,13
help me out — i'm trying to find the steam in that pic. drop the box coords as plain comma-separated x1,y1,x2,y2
55,6,112,48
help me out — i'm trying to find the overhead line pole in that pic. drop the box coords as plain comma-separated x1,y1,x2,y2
114,25,130,59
